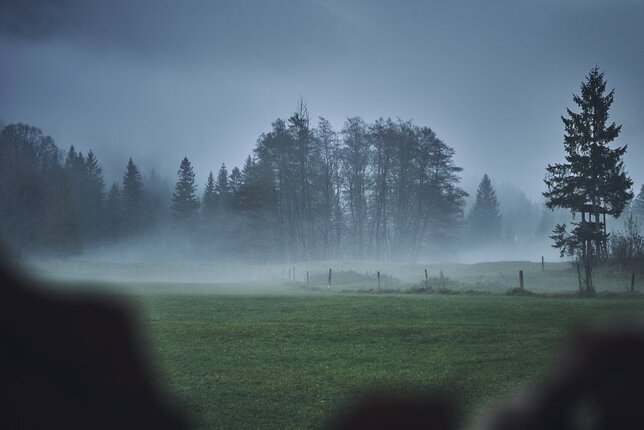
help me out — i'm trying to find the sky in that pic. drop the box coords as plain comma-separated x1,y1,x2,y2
1,0,643,199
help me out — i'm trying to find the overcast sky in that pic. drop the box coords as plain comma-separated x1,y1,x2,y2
1,0,643,199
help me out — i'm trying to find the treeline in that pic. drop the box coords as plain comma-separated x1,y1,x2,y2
7,110,640,261
0,123,164,256
173,108,469,261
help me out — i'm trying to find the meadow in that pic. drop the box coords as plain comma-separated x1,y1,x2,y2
24,260,644,429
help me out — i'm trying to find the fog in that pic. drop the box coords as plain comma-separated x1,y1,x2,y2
2,0,644,275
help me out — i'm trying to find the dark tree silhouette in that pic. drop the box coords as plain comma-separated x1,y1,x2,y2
201,171,217,217
341,116,370,258
544,67,633,294
171,157,199,222
122,158,147,236
0,123,63,253
468,174,502,243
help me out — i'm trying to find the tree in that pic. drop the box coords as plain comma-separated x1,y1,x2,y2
122,158,147,236
0,123,63,253
468,174,502,243
229,167,242,200
414,126,467,256
314,117,342,259
544,67,633,294
171,157,199,222
214,164,230,209
341,116,370,258
201,171,217,217
63,147,106,243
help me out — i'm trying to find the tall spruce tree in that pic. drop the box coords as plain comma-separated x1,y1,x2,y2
122,158,146,236
468,174,501,243
171,157,199,222
544,67,633,294
202,171,217,217
214,164,230,209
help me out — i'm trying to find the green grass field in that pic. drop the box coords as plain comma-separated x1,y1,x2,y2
129,293,644,429
25,260,644,429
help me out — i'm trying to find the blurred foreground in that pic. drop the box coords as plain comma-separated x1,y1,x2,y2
3,262,644,429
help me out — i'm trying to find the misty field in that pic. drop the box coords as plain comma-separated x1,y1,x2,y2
25,260,644,428
128,291,644,429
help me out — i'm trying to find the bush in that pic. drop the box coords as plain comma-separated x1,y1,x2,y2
609,215,644,271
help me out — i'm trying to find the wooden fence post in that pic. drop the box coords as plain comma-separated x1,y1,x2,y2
377,271,381,291
425,269,428,280
519,270,524,290
306,270,310,288
328,268,332,289
541,256,544,272
631,272,636,293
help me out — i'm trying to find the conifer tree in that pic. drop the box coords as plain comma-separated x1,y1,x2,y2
201,171,217,217
544,67,633,293
229,167,242,197
83,150,106,240
122,158,146,235
468,174,501,242
171,156,199,221
85,150,105,195
214,163,230,209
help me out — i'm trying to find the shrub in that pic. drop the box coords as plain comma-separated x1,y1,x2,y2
609,215,644,271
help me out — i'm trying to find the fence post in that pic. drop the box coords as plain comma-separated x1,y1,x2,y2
631,272,636,293
306,270,310,288
519,270,524,290
425,269,428,280
541,256,544,272
377,271,381,291
328,268,332,289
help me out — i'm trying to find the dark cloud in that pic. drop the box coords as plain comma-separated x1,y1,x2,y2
0,0,360,66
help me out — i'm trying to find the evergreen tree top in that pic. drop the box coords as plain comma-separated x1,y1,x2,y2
202,170,217,215
215,163,229,196
468,174,502,241
471,174,500,217
171,156,199,218
122,158,144,204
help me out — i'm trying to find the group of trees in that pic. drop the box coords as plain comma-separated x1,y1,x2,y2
1,67,638,270
168,108,473,261
0,113,480,260
0,123,159,256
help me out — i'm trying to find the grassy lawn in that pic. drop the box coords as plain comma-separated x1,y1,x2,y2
26,259,644,428
130,291,644,429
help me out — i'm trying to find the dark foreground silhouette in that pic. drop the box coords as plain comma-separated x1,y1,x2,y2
0,263,187,429
1,261,643,429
